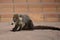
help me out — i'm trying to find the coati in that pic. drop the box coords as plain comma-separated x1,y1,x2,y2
11,14,34,32
11,14,60,32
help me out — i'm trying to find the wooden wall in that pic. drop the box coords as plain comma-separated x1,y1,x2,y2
0,0,60,22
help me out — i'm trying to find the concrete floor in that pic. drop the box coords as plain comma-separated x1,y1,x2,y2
0,22,60,40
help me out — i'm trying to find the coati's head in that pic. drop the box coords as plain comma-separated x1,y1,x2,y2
13,14,25,28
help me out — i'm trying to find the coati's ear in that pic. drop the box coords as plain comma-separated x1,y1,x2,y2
13,14,18,18
13,14,18,22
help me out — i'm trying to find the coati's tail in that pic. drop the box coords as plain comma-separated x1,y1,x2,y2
34,26,60,31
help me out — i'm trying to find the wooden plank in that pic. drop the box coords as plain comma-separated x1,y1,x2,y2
45,18,58,22
55,0,60,2
0,0,12,3
15,8,27,13
29,4,42,8
1,18,12,22
42,4,56,8
1,14,13,18
29,8,42,12
15,4,27,8
14,0,26,3
0,8,13,13
41,0,55,2
0,4,12,8
43,8,56,12
45,14,58,18
28,0,41,2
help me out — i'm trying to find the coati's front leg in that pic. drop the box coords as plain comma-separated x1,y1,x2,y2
12,24,19,32
17,24,22,31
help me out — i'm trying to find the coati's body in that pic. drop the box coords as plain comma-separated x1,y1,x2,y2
12,14,33,31
11,14,60,32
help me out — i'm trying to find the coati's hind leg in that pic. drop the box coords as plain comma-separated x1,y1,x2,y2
28,20,34,30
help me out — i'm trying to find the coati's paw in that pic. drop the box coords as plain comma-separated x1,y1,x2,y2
10,30,16,32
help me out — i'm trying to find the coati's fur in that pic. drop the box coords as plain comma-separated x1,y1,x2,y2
11,14,33,32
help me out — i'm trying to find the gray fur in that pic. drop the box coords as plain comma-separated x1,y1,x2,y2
11,14,33,32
